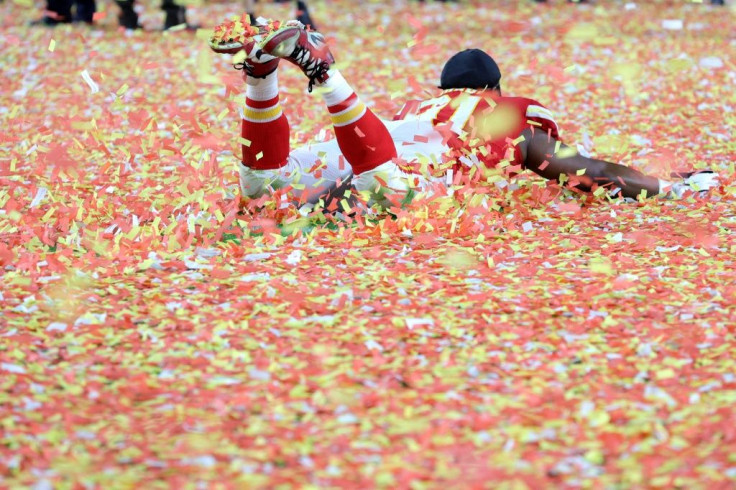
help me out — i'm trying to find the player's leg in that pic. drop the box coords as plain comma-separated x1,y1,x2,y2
161,0,195,30
294,1,316,29
211,22,290,200
286,144,354,206
259,23,397,174
237,65,294,200
243,0,257,25
38,0,73,24
210,20,353,206
73,0,96,24
237,63,353,205
259,21,415,208
115,0,140,29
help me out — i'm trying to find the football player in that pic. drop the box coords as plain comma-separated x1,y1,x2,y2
209,19,719,209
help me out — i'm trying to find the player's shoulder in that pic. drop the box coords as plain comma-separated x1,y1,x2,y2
495,95,548,110
497,96,556,124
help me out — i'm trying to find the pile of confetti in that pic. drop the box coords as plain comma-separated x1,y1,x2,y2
2,0,736,486
211,14,262,44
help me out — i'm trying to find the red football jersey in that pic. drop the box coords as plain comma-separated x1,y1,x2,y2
394,89,560,172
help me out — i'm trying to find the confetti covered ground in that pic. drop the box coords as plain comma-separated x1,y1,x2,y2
2,0,736,487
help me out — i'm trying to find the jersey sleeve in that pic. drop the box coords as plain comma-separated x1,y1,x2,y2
397,92,563,172
523,99,560,140
453,96,564,170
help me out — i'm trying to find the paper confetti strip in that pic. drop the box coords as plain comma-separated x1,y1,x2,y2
80,70,100,94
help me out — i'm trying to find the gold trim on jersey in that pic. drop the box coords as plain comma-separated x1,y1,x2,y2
526,105,556,123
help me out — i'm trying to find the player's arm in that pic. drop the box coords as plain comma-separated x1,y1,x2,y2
519,128,660,199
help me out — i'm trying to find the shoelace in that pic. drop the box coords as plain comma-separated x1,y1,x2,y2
291,43,330,93
233,60,278,79
233,48,278,79
233,60,254,75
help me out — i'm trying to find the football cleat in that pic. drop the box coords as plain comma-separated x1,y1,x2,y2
234,46,280,79
259,21,335,92
209,17,280,78
352,161,415,210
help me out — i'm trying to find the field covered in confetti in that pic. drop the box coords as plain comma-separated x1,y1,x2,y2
2,0,736,487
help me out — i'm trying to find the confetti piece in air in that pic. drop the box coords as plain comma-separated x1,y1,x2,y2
662,19,684,30
80,70,100,94
1,0,735,488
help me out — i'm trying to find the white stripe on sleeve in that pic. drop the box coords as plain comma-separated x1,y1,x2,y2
526,105,557,126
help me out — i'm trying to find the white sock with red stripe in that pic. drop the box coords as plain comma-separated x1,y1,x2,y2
242,72,290,170
316,70,397,175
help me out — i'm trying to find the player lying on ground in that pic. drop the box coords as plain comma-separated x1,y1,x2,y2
208,18,719,210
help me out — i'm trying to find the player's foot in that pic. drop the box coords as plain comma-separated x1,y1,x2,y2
29,15,72,26
259,21,335,92
239,164,283,199
352,162,416,210
669,170,719,198
209,17,280,78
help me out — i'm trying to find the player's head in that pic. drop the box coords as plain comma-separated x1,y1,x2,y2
439,49,502,92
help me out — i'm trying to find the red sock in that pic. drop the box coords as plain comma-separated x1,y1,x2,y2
320,72,396,175
242,77,289,170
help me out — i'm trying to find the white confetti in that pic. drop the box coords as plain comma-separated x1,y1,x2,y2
285,250,303,266
404,318,434,330
32,479,53,490
240,273,271,282
75,313,107,325
181,455,216,468
699,57,724,69
662,19,683,30
364,339,384,351
576,143,592,158
579,400,595,417
195,247,221,258
46,322,67,332
30,187,48,208
244,252,272,262
185,260,213,270
80,70,100,94
248,368,271,381
337,413,359,424
1,363,26,374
